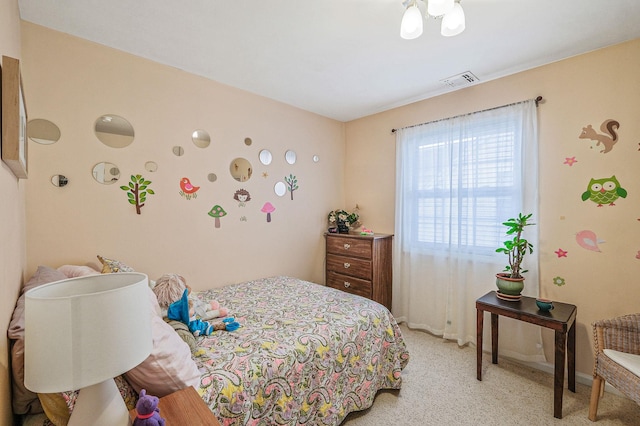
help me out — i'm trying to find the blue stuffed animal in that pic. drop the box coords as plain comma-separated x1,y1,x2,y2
168,289,240,335
132,389,165,426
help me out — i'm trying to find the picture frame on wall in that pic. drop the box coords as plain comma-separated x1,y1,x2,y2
1,55,28,179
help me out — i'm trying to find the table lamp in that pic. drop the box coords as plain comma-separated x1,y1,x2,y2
24,272,153,426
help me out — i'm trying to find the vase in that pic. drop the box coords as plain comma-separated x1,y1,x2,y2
337,221,350,234
495,273,524,301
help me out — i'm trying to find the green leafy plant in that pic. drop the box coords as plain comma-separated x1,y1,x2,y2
495,213,535,278
328,208,360,228
120,174,155,215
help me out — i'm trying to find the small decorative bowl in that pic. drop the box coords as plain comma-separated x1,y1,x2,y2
536,298,554,311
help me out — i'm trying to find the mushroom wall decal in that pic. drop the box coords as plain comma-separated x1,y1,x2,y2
207,205,227,228
261,202,275,222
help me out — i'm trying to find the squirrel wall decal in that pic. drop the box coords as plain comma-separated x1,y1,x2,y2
579,119,620,153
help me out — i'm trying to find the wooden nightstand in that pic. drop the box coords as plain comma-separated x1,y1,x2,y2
129,386,221,425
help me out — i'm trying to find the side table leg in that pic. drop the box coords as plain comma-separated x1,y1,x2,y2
491,313,499,364
554,330,567,419
477,308,483,381
568,322,576,392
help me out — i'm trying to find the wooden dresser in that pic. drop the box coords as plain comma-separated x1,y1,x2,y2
325,233,393,311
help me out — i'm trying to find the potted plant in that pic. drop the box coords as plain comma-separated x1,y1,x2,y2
328,208,360,234
495,213,534,300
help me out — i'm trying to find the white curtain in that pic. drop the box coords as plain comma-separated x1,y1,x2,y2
393,99,545,362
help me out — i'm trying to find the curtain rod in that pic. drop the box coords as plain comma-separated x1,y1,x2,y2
391,95,543,134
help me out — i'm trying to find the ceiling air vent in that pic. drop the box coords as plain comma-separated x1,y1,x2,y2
440,71,479,88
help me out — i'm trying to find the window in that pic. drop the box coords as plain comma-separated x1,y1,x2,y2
410,115,521,255
393,99,540,353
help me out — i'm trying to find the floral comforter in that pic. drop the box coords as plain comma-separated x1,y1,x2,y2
191,276,409,426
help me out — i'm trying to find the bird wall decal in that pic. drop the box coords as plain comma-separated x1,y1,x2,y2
179,177,200,200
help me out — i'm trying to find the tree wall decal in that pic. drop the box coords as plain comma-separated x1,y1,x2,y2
284,174,298,200
120,174,155,214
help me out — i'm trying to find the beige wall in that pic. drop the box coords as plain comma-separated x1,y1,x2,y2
344,39,640,376
21,22,345,290
8,10,639,419
0,0,27,423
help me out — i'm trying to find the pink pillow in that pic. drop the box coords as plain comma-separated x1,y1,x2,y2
57,264,100,278
9,266,68,415
125,286,200,397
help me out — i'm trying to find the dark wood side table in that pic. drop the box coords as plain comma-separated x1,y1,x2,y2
476,291,577,419
129,386,221,425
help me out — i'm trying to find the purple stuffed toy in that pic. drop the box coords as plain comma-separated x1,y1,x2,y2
133,389,165,426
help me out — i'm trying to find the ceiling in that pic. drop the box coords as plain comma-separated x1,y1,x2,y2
18,0,640,122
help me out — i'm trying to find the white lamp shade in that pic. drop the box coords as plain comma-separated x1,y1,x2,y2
24,272,153,393
441,2,465,36
427,0,454,17
400,4,423,40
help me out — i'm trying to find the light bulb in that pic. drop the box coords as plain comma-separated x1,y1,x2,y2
400,4,424,40
441,2,465,36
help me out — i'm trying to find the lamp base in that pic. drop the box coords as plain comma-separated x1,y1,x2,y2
69,379,131,426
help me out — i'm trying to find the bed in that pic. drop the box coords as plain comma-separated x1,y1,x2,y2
11,266,409,426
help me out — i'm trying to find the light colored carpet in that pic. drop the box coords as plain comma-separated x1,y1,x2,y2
343,324,640,425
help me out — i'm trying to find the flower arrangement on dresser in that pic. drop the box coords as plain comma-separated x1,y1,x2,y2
328,208,360,234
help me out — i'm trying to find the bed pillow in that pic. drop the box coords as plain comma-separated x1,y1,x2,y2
9,266,68,415
97,255,134,273
57,264,100,278
166,319,197,352
125,314,201,397
38,374,139,426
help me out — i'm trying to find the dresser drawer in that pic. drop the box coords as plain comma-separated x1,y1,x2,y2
326,236,372,259
326,272,372,299
326,254,372,280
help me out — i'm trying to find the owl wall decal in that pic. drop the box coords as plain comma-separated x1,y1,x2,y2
581,175,627,207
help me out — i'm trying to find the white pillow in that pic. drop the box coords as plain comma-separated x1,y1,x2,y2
57,265,101,278
125,288,200,397
604,349,640,378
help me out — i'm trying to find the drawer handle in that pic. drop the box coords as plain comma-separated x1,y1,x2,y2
343,243,351,250
343,262,351,269
344,281,351,288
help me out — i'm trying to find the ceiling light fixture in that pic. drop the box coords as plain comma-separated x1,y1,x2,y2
400,0,465,39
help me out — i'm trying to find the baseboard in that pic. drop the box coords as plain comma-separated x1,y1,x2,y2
519,360,624,397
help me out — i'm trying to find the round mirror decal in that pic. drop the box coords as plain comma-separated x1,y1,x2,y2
259,149,272,165
51,174,68,187
192,129,211,148
244,137,252,146
207,173,218,182
94,115,134,148
230,158,253,182
92,162,121,184
145,161,158,172
313,155,320,163
285,150,297,165
172,146,184,156
274,181,287,197
28,119,61,145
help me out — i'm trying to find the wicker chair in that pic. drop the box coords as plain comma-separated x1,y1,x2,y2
588,313,640,421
